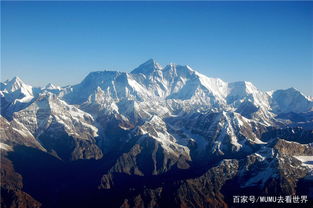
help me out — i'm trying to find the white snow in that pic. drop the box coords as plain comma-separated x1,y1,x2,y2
43,83,62,90
138,115,191,159
2,59,312,163
13,92,99,139
0,77,34,104
271,88,313,113
293,156,313,169
0,143,12,151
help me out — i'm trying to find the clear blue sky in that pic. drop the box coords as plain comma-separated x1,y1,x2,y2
1,1,313,96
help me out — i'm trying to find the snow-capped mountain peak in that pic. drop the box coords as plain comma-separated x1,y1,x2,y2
0,76,34,105
131,59,163,74
2,59,313,208
2,59,313,125
5,76,24,90
271,87,313,113
3,76,33,95
43,83,61,90
13,92,98,139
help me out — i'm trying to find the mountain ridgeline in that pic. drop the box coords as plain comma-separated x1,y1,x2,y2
1,59,313,208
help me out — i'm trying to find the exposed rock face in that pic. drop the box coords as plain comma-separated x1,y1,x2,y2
0,116,44,150
8,93,103,161
174,160,239,208
274,139,313,156
1,60,313,207
118,160,238,208
1,153,41,208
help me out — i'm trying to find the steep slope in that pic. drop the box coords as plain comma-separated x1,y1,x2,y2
1,152,42,208
271,88,313,114
0,77,35,119
0,116,44,151
1,59,313,208
12,92,102,161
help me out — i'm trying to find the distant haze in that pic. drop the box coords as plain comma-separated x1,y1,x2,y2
1,1,312,96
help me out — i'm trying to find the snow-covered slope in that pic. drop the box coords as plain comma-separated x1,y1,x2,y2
271,88,313,114
1,59,312,161
11,92,102,160
2,59,313,208
0,115,45,151
1,76,33,103
62,60,313,117
13,92,98,138
0,77,35,119
131,58,163,74
227,81,270,108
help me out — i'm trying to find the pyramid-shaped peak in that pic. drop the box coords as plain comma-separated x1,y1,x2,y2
143,58,162,67
145,58,156,64
5,76,28,92
10,76,24,85
44,83,61,90
2,76,33,101
131,59,163,74
46,83,55,88
12,76,22,82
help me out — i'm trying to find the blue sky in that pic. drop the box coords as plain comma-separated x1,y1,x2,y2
1,1,313,95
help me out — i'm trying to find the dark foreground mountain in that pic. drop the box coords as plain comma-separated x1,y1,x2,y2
1,59,313,208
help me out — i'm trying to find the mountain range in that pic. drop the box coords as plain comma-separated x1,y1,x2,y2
1,59,313,208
